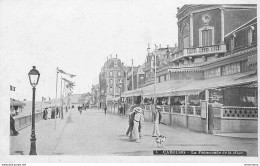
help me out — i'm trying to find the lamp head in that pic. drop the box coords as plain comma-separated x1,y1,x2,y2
28,66,40,87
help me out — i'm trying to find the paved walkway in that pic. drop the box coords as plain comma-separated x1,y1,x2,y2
10,108,258,156
10,108,72,155
53,109,258,156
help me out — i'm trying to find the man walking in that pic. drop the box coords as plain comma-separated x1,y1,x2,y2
152,105,162,137
104,104,107,115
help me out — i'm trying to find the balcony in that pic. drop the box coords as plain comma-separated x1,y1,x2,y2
171,44,227,62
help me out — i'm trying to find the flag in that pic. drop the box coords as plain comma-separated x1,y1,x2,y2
10,85,15,91
57,68,76,78
62,78,74,84
42,97,46,102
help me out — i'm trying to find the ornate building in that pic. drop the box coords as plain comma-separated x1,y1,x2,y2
121,4,257,134
99,55,126,107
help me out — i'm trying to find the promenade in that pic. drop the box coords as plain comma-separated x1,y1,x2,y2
10,108,258,156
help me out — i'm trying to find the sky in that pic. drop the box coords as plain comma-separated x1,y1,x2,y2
0,0,184,101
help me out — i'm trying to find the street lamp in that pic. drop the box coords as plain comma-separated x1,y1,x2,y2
28,66,40,155
118,80,123,103
118,79,123,115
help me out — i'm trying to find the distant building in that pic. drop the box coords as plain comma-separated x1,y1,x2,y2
10,98,25,116
99,56,126,107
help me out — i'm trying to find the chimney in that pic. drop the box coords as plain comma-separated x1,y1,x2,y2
116,54,117,58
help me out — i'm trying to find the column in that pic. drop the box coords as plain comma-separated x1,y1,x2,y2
185,95,189,128
220,8,225,44
190,13,194,47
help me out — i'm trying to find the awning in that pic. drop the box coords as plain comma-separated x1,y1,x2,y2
10,99,25,107
142,70,257,97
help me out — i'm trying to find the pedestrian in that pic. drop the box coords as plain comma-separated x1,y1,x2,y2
104,105,107,115
152,105,162,137
10,114,19,136
126,108,135,137
131,106,144,143
78,105,82,115
119,105,123,116
43,108,48,120
51,107,55,119
138,105,145,139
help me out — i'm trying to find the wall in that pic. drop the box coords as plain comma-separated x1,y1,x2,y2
14,112,44,130
193,9,221,47
221,119,258,133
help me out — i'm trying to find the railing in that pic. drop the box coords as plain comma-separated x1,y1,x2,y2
171,44,226,62
187,106,201,116
14,112,44,130
221,106,258,119
171,105,182,113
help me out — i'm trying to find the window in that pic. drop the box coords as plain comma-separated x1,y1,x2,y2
109,71,113,76
221,63,240,76
202,29,212,46
204,67,221,79
114,61,118,67
164,75,167,81
182,23,190,49
110,79,113,84
110,87,113,93
241,60,257,73
199,26,214,47
118,71,121,76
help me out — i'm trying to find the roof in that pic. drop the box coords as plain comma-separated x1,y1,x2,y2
122,71,257,97
10,99,25,107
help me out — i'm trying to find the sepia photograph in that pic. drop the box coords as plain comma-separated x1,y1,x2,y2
0,0,259,164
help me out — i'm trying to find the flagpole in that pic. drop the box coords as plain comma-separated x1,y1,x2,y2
55,67,58,129
131,59,134,105
154,45,157,110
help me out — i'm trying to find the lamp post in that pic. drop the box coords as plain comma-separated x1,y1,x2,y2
118,79,123,115
28,66,40,155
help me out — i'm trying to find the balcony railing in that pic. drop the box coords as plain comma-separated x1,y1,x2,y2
171,44,227,62
221,106,258,119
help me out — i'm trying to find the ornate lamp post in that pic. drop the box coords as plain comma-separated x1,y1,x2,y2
28,66,40,155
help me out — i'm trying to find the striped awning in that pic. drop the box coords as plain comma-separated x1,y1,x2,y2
123,70,257,98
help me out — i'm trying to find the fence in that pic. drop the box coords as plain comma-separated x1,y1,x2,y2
14,112,44,130
107,103,258,133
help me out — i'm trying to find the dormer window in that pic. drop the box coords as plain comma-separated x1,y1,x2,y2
114,60,118,67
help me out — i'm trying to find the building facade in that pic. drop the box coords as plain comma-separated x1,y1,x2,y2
99,56,126,107
120,4,257,134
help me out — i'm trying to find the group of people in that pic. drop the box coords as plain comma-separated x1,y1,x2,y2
42,107,63,120
126,105,162,143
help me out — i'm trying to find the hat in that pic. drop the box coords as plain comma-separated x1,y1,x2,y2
134,107,143,113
